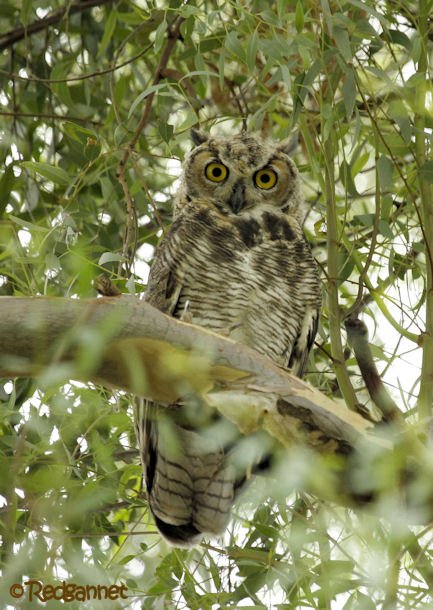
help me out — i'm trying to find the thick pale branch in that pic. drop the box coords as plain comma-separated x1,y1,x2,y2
0,296,373,451
2,296,433,516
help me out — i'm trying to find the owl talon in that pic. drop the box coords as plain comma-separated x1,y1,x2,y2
180,299,193,324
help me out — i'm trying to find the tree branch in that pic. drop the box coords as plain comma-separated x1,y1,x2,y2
0,0,113,53
415,0,433,420
345,317,404,423
116,14,186,273
0,295,431,516
0,296,373,442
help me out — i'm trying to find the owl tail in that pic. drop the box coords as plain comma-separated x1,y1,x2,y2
136,401,236,546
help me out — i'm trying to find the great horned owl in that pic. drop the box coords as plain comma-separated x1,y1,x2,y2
137,129,321,545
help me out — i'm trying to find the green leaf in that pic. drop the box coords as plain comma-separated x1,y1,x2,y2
62,122,97,145
355,213,375,227
246,30,259,72
336,246,354,283
98,252,125,266
388,29,412,51
295,1,305,32
154,18,167,54
377,155,393,190
381,194,393,220
179,70,219,82
180,15,195,40
118,554,136,565
8,215,49,233
20,0,32,26
379,220,394,238
339,160,358,196
347,0,385,25
98,9,117,57
342,69,356,119
333,26,352,60
128,83,169,118
0,165,15,215
158,122,174,144
225,31,246,63
21,162,70,186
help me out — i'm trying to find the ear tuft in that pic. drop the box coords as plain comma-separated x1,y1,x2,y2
191,128,209,146
279,133,299,156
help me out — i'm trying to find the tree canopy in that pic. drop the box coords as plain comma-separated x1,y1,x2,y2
1,0,433,608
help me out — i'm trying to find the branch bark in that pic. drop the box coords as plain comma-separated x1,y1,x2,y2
0,0,113,52
0,296,374,443
0,295,431,516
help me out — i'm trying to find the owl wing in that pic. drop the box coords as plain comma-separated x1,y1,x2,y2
140,220,237,545
288,306,320,377
144,224,185,316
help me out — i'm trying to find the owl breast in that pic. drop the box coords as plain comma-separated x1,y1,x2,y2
167,204,319,367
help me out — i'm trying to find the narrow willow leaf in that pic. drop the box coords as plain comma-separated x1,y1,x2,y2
379,220,394,238
377,155,393,190
0,165,14,214
295,1,305,32
154,18,168,54
98,10,117,58
21,162,70,186
246,30,259,72
8,215,49,232
342,69,356,119
333,26,352,60
339,160,359,196
128,83,169,118
99,252,125,266
225,31,246,63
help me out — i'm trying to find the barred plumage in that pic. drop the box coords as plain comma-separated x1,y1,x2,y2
138,129,321,545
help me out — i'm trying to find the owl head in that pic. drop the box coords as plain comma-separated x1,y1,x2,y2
176,129,303,219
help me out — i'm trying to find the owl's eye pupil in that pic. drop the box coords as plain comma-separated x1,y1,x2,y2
205,162,228,182
254,168,277,189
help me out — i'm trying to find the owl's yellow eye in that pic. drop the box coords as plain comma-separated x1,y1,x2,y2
205,162,228,182
254,168,277,190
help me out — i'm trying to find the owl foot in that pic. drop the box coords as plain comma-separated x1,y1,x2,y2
180,299,194,324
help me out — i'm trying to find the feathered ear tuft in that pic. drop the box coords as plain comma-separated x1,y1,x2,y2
191,128,209,146
279,133,299,157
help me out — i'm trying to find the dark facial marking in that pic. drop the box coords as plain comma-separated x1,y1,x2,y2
282,222,295,241
235,217,262,248
262,212,296,242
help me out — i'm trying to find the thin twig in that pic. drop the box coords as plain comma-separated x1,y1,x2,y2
0,110,102,126
0,42,153,84
0,0,113,52
116,14,186,275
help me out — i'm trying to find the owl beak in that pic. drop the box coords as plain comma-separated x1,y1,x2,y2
229,180,245,214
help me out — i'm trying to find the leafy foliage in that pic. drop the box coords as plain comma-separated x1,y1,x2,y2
0,0,432,608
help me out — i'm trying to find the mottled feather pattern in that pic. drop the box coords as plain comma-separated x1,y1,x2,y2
139,130,321,545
